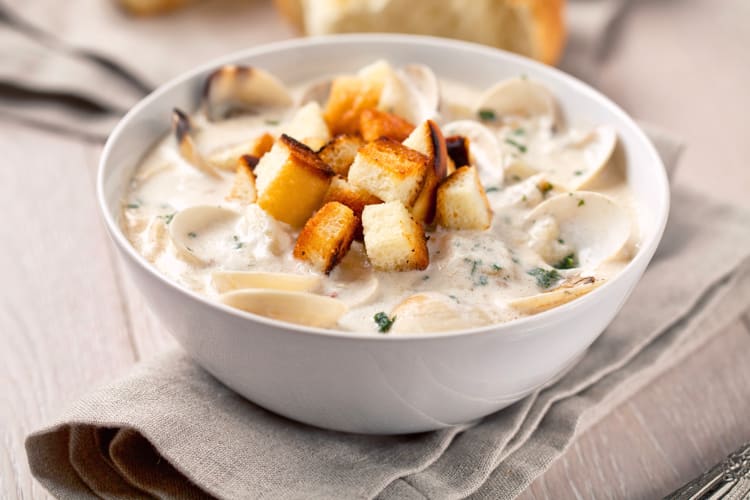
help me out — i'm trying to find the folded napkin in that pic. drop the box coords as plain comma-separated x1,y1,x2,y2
25,135,750,498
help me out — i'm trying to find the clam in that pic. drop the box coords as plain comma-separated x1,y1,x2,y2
442,120,505,186
525,191,631,270
390,293,492,333
391,63,440,124
171,109,220,178
475,77,558,125
327,245,380,307
202,65,293,122
168,205,242,265
219,289,347,328
212,271,321,294
509,276,602,315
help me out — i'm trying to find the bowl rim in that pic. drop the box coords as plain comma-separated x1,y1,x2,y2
97,33,670,341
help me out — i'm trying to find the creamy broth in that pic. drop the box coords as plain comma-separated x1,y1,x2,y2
122,63,638,334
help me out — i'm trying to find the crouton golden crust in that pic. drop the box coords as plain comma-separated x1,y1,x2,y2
279,134,333,179
362,201,429,271
317,134,365,177
324,176,382,218
294,202,358,273
402,120,448,224
436,166,493,230
226,159,257,204
359,108,415,142
323,76,383,135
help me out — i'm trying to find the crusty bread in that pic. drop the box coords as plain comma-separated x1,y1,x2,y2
294,201,358,273
117,0,193,16
403,120,448,224
282,101,331,149
324,176,382,220
362,201,429,271
208,132,274,171
274,0,566,66
254,134,333,227
323,76,383,135
317,134,365,177
436,166,493,230
226,155,258,204
347,138,428,207
359,108,415,142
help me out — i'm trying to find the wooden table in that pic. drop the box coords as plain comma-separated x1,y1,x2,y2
3,1,749,498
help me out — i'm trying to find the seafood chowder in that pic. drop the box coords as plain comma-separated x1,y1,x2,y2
122,61,638,334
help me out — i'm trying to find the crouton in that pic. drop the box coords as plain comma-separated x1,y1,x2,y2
359,108,415,142
323,175,382,238
294,202,358,273
207,132,275,171
317,134,365,177
436,166,493,230
362,201,429,271
282,101,331,149
226,155,257,204
403,120,449,224
254,134,333,227
347,138,428,207
323,76,383,135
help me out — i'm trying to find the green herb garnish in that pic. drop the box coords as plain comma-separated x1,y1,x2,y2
527,268,561,289
477,275,489,286
538,181,554,194
374,312,396,333
160,213,176,224
233,235,244,249
491,264,503,271
188,232,197,238
264,119,280,126
574,170,583,176
578,199,585,207
478,109,496,121
485,186,500,193
513,128,525,135
126,203,140,209
554,253,577,270
505,138,527,153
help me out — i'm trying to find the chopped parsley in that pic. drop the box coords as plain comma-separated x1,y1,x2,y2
188,232,197,238
126,203,140,209
574,170,583,176
465,258,482,276
374,312,396,333
578,199,585,207
554,253,578,270
448,294,460,303
422,275,430,281
538,181,554,195
477,275,489,286
232,235,244,249
478,109,496,121
512,128,526,135
511,174,522,182
527,268,561,289
558,238,565,244
522,194,528,202
505,138,527,153
160,212,176,224
264,119,280,125
485,186,500,193
491,264,503,271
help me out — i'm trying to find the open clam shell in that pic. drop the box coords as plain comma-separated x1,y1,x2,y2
219,289,347,328
510,276,602,315
202,65,293,122
525,192,631,270
390,293,492,333
475,77,558,125
172,109,220,178
212,271,321,294
168,205,242,265
442,120,505,186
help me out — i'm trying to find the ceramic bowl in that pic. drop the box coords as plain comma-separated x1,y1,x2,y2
97,34,669,434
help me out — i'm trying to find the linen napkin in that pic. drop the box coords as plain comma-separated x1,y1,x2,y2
25,136,750,499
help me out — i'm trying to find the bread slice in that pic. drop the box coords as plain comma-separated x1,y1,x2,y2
323,76,383,135
275,0,565,65
226,155,258,204
359,108,415,142
208,132,275,171
282,101,331,149
294,202,358,273
402,120,449,224
254,134,333,227
347,138,428,207
436,166,493,230
317,134,365,177
362,201,429,271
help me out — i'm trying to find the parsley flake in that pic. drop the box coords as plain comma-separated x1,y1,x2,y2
505,138,527,153
126,203,140,209
527,268,561,289
554,253,578,270
188,232,197,238
478,109,496,121
485,186,500,193
578,199,585,207
374,312,396,333
160,213,176,224
264,119,280,125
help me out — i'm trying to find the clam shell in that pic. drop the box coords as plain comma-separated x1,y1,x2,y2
219,289,347,328
168,205,242,265
510,276,602,315
390,293,492,333
442,120,504,186
475,77,558,124
212,271,321,294
172,109,220,178
202,65,293,121
526,192,631,269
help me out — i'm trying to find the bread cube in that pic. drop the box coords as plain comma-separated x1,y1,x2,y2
403,120,449,224
317,134,365,177
254,134,333,227
359,108,415,142
282,101,331,149
347,138,428,207
362,201,429,271
226,155,258,204
294,202,358,274
436,166,493,230
207,132,274,171
323,175,382,238
323,76,383,135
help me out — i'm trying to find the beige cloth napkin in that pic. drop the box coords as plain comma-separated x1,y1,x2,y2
25,134,750,499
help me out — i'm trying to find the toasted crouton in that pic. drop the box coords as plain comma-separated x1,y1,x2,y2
282,101,331,149
254,134,333,227
323,175,382,238
323,76,383,135
226,155,258,204
359,108,415,142
347,138,428,207
362,201,429,271
294,202,358,273
436,166,493,230
207,132,274,171
403,120,449,224
317,134,365,177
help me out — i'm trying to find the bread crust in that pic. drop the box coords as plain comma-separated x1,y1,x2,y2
294,202,358,273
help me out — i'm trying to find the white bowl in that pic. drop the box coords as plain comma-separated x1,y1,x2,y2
98,35,669,434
